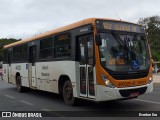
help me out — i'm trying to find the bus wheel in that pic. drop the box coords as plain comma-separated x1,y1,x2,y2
16,76,24,93
63,80,75,106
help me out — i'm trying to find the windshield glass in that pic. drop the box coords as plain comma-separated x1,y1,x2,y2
99,33,150,72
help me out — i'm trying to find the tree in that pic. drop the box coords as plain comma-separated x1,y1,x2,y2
0,38,20,61
138,15,160,61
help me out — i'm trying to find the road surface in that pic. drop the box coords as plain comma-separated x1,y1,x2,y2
0,79,159,120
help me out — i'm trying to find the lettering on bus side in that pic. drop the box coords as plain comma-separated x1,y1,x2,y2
41,65,50,76
80,27,89,33
42,65,48,70
41,73,50,76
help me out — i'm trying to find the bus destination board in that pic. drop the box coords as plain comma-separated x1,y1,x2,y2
96,20,145,33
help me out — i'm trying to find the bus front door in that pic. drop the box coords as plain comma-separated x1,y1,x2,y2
29,46,37,88
79,34,95,98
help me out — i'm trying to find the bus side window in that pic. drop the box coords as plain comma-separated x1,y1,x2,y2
39,37,53,60
13,46,20,62
20,44,28,62
54,33,71,59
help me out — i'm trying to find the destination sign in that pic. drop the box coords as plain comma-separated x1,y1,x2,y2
96,20,145,33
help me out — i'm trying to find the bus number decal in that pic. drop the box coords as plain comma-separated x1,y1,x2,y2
137,80,146,85
15,65,21,70
118,81,132,87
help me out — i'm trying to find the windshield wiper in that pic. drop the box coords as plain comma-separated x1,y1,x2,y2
111,32,126,47
111,31,128,50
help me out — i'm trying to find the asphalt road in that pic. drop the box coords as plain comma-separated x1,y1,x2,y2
0,79,160,120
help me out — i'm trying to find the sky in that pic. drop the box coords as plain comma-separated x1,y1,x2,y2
0,0,160,39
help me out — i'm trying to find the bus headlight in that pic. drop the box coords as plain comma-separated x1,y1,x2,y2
101,75,115,88
148,75,153,84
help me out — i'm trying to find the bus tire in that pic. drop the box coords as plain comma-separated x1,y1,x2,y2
16,76,24,93
63,80,76,106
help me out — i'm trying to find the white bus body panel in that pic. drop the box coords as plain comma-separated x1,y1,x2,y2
95,82,153,101
36,61,78,96
11,63,29,87
3,61,79,98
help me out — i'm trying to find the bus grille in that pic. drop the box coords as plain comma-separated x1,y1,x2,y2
119,87,147,97
111,72,148,80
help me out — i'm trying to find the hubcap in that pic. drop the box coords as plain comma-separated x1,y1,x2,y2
65,86,72,100
17,77,21,90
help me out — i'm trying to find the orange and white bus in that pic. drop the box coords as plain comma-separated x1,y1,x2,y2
2,18,153,105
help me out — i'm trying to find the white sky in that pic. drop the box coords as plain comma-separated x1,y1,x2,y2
0,0,160,39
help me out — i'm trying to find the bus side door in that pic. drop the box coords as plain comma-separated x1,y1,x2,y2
78,34,95,98
28,46,37,88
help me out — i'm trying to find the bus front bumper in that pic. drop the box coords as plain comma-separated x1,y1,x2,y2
95,81,153,101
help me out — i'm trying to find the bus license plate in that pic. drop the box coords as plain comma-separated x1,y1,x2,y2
129,92,139,98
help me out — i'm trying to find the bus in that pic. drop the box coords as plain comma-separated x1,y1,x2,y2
2,18,153,105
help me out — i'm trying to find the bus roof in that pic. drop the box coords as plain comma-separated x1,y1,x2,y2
4,18,133,49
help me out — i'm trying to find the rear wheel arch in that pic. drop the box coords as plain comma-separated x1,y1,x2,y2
15,72,25,92
15,72,20,84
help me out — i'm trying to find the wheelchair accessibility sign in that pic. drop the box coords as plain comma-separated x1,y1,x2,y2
131,60,139,69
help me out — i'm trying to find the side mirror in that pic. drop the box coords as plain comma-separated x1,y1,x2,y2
95,34,102,46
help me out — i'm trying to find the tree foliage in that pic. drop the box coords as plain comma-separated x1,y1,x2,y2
0,38,20,61
138,15,160,61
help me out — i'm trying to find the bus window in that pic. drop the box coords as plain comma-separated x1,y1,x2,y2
20,44,28,62
54,33,71,59
13,46,20,62
39,37,53,60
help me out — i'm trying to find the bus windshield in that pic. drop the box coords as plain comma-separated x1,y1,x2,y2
99,33,150,72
